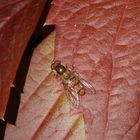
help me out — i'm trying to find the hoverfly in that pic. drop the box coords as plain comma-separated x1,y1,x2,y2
51,60,96,108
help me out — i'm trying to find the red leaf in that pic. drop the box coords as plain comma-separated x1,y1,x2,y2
45,0,140,140
0,0,46,119
5,0,140,140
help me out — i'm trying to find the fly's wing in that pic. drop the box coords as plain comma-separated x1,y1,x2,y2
65,65,96,95
65,87,80,108
79,78,96,95
73,71,96,95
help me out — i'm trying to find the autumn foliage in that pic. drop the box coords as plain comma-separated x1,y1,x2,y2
1,0,140,140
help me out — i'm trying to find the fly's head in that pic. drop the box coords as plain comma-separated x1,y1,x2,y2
51,60,66,75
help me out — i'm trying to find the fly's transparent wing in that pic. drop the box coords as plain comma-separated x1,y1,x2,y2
73,71,96,95
79,78,96,95
65,64,96,95
65,87,80,108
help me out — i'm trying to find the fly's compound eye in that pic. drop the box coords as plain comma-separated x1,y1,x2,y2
51,60,61,70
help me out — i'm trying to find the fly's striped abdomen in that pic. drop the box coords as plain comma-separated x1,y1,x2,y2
61,70,85,96
74,83,85,96
68,76,85,96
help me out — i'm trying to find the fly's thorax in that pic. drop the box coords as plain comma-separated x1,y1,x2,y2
55,64,66,75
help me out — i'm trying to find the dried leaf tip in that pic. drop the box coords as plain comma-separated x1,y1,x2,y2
10,81,15,88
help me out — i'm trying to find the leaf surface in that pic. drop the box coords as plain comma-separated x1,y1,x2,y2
45,0,140,140
5,31,85,140
0,0,46,119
